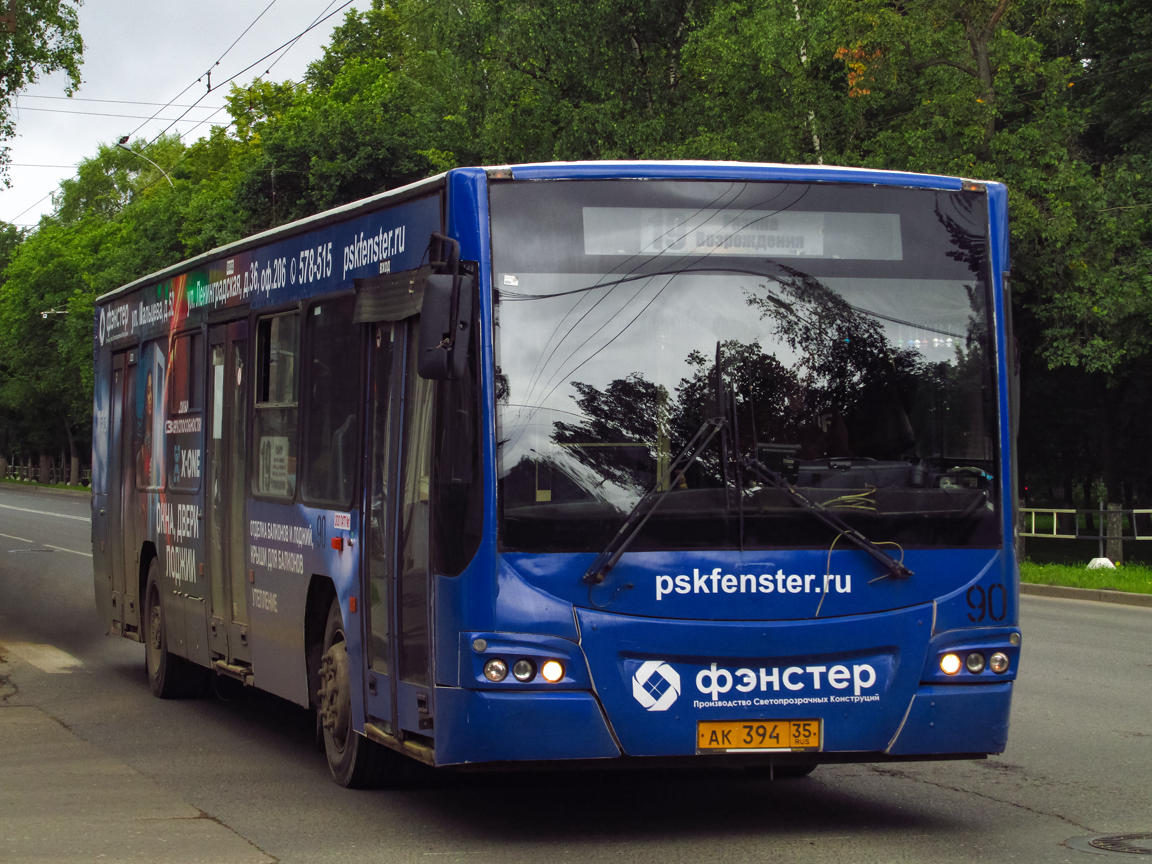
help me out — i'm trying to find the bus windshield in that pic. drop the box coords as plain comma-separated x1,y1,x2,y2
491,179,1000,554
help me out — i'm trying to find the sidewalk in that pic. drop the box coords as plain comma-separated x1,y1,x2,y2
0,674,272,863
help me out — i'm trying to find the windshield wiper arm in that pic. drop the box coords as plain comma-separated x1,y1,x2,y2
583,416,727,585
740,456,913,580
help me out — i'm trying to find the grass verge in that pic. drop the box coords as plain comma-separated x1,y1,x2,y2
0,477,90,493
1020,560,1152,595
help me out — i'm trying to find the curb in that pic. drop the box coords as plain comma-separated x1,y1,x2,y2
1021,582,1152,609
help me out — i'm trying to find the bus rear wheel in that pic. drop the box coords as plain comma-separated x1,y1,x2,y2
144,558,206,699
317,597,393,788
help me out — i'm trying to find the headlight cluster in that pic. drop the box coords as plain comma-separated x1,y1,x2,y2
483,656,565,684
939,651,1010,676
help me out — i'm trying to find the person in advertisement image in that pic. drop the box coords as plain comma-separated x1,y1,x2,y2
136,347,166,489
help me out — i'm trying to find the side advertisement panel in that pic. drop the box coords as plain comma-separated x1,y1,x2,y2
94,194,442,351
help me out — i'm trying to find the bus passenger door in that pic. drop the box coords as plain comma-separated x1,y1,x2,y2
107,350,132,634
364,322,397,730
206,322,252,669
363,319,434,739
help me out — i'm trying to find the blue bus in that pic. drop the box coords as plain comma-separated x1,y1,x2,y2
91,161,1019,786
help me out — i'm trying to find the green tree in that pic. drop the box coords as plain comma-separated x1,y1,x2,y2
0,0,84,183
234,58,444,230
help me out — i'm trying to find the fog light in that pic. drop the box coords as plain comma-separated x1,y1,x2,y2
966,652,986,674
483,658,508,682
512,659,536,682
989,652,1010,674
541,660,565,683
940,653,962,675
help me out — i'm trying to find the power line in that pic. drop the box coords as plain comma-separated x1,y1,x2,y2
1,112,230,226
15,106,225,122
6,189,57,225
258,0,342,79
213,0,282,76
9,0,471,225
128,0,281,139
148,0,356,146
18,94,229,109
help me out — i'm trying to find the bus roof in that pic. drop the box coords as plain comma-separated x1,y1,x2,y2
496,160,978,190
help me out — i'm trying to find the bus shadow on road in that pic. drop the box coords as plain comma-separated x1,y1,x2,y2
107,657,968,844
413,765,964,843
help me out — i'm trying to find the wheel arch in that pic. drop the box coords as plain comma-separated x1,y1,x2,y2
133,541,159,642
139,541,157,598
305,574,337,709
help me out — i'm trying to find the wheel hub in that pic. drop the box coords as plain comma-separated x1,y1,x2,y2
149,605,162,652
318,641,351,746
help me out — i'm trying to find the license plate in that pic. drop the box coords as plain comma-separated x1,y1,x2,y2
697,719,822,752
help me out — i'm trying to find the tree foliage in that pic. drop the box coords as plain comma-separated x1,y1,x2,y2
0,0,1149,505
0,0,84,183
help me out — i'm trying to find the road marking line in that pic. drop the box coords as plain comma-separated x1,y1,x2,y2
43,543,93,558
1,533,90,556
3,642,83,673
0,502,89,522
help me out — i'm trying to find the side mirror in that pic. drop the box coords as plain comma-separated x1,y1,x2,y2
418,272,473,380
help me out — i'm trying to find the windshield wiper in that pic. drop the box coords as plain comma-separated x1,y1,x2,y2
739,456,913,580
583,416,727,585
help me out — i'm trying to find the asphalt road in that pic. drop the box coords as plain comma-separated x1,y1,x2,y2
1,484,1149,863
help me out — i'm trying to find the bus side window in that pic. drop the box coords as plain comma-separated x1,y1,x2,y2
301,297,359,506
254,312,300,499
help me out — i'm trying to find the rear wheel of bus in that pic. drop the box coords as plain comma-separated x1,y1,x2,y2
144,558,207,699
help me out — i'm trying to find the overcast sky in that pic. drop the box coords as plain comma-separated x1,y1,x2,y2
1,0,358,227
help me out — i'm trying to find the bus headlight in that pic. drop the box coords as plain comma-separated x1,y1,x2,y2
484,658,508,682
989,652,1010,674
512,659,536,682
965,652,986,674
940,653,962,675
541,660,565,683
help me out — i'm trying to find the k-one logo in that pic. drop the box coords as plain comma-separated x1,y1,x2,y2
631,660,681,711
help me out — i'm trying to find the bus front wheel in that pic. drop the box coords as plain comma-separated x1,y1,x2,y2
317,597,392,788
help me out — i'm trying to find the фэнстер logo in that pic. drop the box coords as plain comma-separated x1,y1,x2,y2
632,660,680,711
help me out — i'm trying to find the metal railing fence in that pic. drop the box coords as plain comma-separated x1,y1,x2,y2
1019,504,1152,561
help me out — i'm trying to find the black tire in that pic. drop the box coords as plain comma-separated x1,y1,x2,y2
144,558,208,699
317,597,394,788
